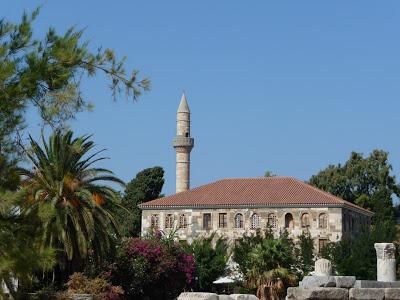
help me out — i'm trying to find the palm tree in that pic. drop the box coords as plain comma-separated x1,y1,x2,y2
20,131,124,276
245,239,297,300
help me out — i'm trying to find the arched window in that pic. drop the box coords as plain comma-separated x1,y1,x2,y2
251,213,260,229
267,213,277,229
285,213,294,229
165,214,174,229
301,213,310,228
234,213,244,229
151,214,159,229
179,214,188,229
319,213,328,229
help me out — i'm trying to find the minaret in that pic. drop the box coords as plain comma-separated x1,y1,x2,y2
173,93,194,193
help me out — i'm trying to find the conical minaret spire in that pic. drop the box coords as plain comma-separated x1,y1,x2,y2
177,93,190,113
173,93,194,193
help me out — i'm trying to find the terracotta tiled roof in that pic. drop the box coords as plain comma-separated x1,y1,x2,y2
139,177,373,215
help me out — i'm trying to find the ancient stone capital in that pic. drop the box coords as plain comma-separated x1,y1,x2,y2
315,258,332,276
375,243,396,260
375,243,396,282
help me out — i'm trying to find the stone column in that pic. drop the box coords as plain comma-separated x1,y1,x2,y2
374,243,396,282
314,258,332,276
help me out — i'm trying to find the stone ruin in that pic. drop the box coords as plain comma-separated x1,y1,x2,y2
286,243,400,300
178,243,400,300
178,293,258,300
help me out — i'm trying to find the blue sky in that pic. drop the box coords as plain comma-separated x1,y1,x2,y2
5,1,400,196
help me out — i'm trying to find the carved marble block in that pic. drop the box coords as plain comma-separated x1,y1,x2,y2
374,243,396,282
315,258,332,276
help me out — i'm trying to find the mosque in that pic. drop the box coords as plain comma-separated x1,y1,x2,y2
139,94,372,251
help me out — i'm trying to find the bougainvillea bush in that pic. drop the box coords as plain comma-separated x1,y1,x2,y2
109,235,195,300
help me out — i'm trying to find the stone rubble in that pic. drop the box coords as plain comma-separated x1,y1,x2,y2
177,293,258,300
286,287,349,300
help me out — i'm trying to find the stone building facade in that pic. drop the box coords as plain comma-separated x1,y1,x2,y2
140,177,372,251
139,95,372,251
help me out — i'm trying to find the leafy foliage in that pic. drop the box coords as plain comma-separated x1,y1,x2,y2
0,8,149,191
233,230,270,276
183,233,229,292
236,231,297,300
309,150,399,226
0,154,19,192
20,130,124,277
320,222,396,280
264,170,276,177
110,235,194,300
118,167,164,237
294,232,315,277
0,190,55,298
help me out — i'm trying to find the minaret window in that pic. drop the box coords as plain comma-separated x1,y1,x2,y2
185,132,189,137
234,213,244,229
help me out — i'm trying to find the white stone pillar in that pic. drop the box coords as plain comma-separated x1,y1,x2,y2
314,258,332,276
374,243,396,282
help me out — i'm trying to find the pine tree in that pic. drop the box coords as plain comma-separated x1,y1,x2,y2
0,8,150,191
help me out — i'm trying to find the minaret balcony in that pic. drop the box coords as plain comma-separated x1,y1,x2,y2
173,136,194,148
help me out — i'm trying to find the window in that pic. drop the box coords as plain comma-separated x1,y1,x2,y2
165,214,174,229
185,132,189,137
319,213,328,229
234,213,244,229
251,213,260,229
301,213,310,228
179,214,188,229
285,213,294,229
319,239,329,253
219,213,228,228
150,214,159,229
203,213,212,229
267,213,277,229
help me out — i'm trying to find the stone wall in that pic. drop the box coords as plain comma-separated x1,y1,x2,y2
287,287,400,299
142,206,353,247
